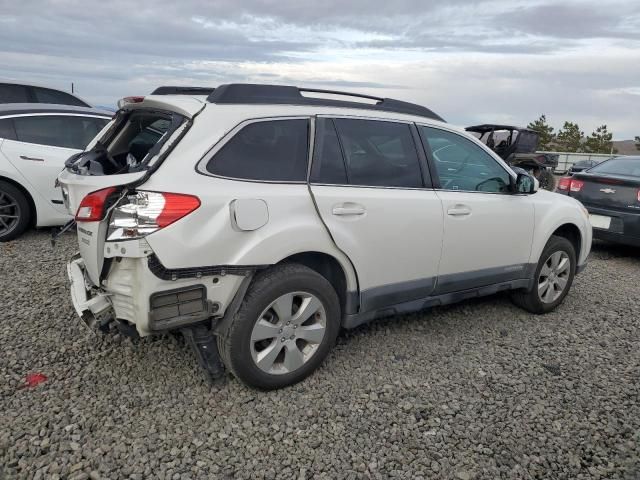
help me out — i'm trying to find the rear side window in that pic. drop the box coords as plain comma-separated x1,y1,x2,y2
13,115,107,149
0,118,17,140
206,119,309,182
330,119,423,188
0,84,30,103
33,87,88,107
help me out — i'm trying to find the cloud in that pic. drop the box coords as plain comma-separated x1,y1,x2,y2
0,0,638,138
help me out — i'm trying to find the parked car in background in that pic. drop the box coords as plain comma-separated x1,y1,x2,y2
0,82,91,107
558,156,640,246
567,158,606,175
59,84,591,390
466,124,559,191
0,104,112,240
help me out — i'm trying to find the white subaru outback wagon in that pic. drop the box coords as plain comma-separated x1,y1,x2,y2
58,84,592,389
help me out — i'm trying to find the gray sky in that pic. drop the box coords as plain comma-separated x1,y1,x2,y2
1,0,638,138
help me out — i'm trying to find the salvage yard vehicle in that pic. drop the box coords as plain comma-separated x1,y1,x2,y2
466,124,559,190
58,84,592,389
557,156,640,246
0,104,111,240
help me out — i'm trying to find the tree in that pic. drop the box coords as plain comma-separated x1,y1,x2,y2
527,115,555,150
584,125,614,154
635,136,640,151
555,122,584,152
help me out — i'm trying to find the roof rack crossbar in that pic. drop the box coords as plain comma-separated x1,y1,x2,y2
205,84,445,122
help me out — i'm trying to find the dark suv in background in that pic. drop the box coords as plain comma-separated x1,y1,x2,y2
0,82,91,107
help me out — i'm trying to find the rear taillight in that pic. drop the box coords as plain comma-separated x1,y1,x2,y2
570,179,584,192
637,189,640,202
117,96,145,108
75,187,117,222
107,191,200,241
557,177,572,191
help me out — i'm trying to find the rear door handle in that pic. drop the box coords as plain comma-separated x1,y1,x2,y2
20,155,45,162
447,204,471,216
332,203,366,216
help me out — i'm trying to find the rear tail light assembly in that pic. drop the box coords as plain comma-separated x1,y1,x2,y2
75,187,117,222
557,177,571,191
637,189,640,202
569,179,584,192
106,191,200,241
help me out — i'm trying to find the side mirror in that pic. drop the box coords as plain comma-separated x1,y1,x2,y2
514,172,538,194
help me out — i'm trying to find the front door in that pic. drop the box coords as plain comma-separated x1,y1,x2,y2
309,117,444,312
417,125,535,293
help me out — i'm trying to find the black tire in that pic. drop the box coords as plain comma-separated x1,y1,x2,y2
0,180,31,242
218,263,341,390
511,235,576,314
538,169,556,191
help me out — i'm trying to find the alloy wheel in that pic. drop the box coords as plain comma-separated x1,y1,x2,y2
0,191,21,237
538,251,570,303
250,291,327,375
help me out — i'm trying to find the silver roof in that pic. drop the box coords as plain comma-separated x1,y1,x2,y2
0,103,113,117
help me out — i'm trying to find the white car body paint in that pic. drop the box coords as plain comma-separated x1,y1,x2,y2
58,95,592,337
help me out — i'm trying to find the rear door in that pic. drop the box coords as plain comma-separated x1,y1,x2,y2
418,125,535,293
309,117,443,312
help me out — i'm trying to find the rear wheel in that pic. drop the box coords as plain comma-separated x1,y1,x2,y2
511,235,576,314
218,263,340,389
0,181,31,242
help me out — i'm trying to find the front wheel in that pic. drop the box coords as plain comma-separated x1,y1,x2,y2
511,235,576,314
218,263,340,389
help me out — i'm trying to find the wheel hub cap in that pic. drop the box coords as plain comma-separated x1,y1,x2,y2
0,191,21,236
250,291,327,375
538,251,570,304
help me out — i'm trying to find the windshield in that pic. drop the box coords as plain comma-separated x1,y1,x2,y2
588,157,640,177
65,109,187,175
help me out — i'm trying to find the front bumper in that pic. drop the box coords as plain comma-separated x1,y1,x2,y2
67,253,246,336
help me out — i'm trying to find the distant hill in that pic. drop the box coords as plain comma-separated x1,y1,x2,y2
613,140,638,155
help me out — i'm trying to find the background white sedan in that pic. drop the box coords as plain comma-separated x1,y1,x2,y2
0,104,112,241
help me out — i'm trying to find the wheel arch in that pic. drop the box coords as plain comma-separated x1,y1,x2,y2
551,222,582,261
277,251,359,317
0,174,37,227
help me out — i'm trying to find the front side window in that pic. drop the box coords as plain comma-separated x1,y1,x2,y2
206,119,309,182
330,118,423,188
13,115,109,150
419,126,511,193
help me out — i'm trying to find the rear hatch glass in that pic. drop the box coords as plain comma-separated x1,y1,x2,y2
65,109,188,176
58,107,191,285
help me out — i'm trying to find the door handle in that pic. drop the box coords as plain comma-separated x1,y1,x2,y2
20,155,45,162
332,203,366,216
447,204,471,216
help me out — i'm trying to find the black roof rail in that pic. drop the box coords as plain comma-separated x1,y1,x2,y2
151,86,216,96
206,84,445,122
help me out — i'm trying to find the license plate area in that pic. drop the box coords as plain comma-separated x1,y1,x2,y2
589,214,611,230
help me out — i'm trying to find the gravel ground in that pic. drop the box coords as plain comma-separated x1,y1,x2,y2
1,230,639,480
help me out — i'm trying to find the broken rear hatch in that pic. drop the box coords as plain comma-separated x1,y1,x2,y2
58,95,204,285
